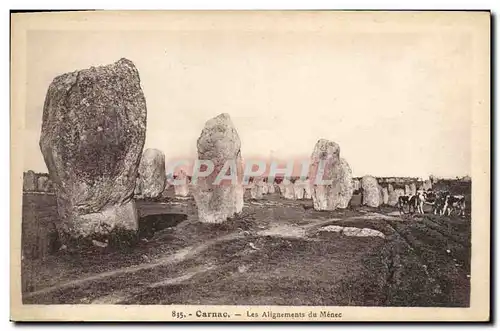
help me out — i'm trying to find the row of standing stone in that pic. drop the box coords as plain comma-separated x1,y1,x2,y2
35,58,427,244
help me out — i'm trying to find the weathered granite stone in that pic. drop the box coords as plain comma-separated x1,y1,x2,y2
309,139,353,210
352,178,360,191
39,58,146,238
280,180,296,200
303,179,312,199
134,177,142,197
267,182,276,194
379,185,385,205
250,177,266,200
382,187,389,205
410,182,417,196
36,176,53,192
388,188,405,206
174,169,190,197
423,179,432,191
138,148,166,198
361,175,380,207
23,170,36,191
294,178,307,200
191,113,243,223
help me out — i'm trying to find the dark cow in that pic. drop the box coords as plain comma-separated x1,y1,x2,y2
398,194,418,214
442,194,466,217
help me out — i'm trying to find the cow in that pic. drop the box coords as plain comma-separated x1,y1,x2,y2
398,194,421,215
442,194,466,217
412,191,426,214
419,189,450,215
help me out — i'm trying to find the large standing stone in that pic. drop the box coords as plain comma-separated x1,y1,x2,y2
23,170,37,191
309,139,353,210
361,175,380,207
39,58,147,239
174,169,190,197
191,113,243,223
138,148,166,198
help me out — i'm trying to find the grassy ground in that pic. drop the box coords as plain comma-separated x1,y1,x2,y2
20,191,470,307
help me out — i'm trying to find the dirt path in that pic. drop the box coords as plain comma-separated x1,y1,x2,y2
23,232,243,301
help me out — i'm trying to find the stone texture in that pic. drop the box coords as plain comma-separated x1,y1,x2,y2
279,181,296,200
361,175,380,207
378,185,384,205
174,169,190,197
261,179,269,195
138,148,166,198
191,113,243,223
250,178,266,200
352,178,360,191
23,170,37,191
134,177,142,197
388,188,405,206
293,178,307,200
303,179,312,199
410,183,417,196
267,182,276,194
309,139,353,210
382,187,389,205
405,184,411,195
39,58,147,238
423,179,432,191
319,225,385,238
37,176,53,192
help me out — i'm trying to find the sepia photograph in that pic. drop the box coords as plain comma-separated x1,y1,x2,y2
10,10,490,322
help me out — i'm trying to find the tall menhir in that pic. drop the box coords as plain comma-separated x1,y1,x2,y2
39,58,147,243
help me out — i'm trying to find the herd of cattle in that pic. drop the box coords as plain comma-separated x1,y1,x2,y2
397,189,467,217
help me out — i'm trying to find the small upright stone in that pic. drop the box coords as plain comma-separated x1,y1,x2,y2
174,169,190,197
382,187,389,205
250,177,266,200
37,176,53,192
267,181,276,194
405,184,411,195
410,183,417,196
23,170,37,191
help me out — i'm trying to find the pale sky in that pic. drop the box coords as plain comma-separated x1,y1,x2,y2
23,13,474,178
